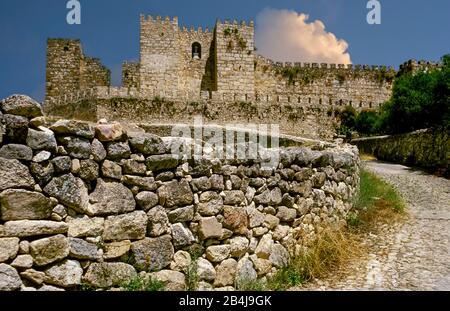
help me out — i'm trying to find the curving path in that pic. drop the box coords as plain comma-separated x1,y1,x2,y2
296,160,450,291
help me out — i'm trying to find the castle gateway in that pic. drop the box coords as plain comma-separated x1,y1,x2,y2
44,14,399,139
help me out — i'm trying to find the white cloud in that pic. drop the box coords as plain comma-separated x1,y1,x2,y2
255,8,352,64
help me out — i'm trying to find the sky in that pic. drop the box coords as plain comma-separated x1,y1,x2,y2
0,0,449,102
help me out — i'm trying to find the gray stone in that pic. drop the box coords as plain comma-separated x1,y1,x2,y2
170,250,191,273
44,259,83,287
2,220,68,237
209,174,224,190
67,216,104,238
206,245,231,262
281,193,295,208
103,241,131,260
130,235,174,271
43,174,89,213
30,234,69,266
158,179,193,208
198,217,223,240
223,190,246,205
147,206,170,237
167,205,195,223
79,159,99,181
102,160,122,180
103,211,147,241
62,137,91,159
0,144,33,160
229,236,249,258
91,139,107,162
27,128,57,151
0,189,56,221
69,238,99,260
190,176,211,192
255,234,273,259
171,223,195,248
155,171,175,182
32,150,51,163
10,255,33,269
246,205,265,228
129,133,166,155
135,191,159,211
1,95,43,118
214,258,237,287
276,206,297,222
107,142,131,160
30,161,54,185
146,154,179,172
20,269,45,285
88,179,135,216
249,255,272,276
149,270,186,291
0,158,35,191
0,238,19,262
198,191,223,216
122,175,157,191
269,244,289,268
83,262,137,288
123,159,146,175
273,225,290,241
50,120,95,139
0,264,22,291
294,168,314,181
235,256,257,287
3,114,29,144
196,258,216,282
263,214,280,230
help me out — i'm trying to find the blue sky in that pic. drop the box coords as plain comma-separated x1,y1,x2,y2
0,0,449,102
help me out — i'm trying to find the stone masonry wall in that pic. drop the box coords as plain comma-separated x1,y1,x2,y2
353,128,450,177
0,95,360,291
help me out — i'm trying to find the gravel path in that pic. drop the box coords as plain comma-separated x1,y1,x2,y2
295,160,450,291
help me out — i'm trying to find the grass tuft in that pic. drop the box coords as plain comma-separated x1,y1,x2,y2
121,275,166,292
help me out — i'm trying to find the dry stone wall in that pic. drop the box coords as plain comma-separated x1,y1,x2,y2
0,95,360,291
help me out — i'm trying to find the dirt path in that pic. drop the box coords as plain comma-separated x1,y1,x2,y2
295,160,450,291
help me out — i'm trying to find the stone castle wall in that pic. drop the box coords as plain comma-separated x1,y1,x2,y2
353,128,450,177
0,95,360,291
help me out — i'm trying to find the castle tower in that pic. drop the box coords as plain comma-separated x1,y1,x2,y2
139,15,182,97
45,39,84,100
214,20,255,100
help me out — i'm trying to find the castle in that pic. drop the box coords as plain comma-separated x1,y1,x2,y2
44,14,423,139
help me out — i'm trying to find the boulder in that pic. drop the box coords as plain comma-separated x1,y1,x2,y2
3,114,29,144
135,191,158,211
122,175,157,191
149,270,186,291
246,204,265,228
235,256,257,288
145,154,179,172
102,160,122,180
0,144,33,160
61,137,91,159
0,189,56,221
0,158,35,191
103,240,131,260
196,258,216,282
1,95,42,118
206,245,231,262
167,205,194,223
26,128,57,151
198,217,222,240
263,214,280,230
32,150,51,163
30,234,69,266
68,238,99,260
209,174,224,190
147,206,170,237
95,123,124,142
2,220,68,237
170,250,191,273
10,255,33,269
20,269,45,285
249,255,272,276
229,236,249,258
190,176,211,192
0,264,22,291
79,159,99,181
107,142,131,160
197,191,223,216
222,206,248,234
171,223,195,248
0,237,19,262
67,216,104,238
214,258,237,287
269,244,290,268
255,234,273,259
123,159,146,175
223,190,246,205
130,235,174,271
103,211,147,241
43,174,89,214
51,156,72,173
30,162,54,186
44,260,83,287
83,262,137,288
276,206,297,222
129,133,166,155
158,179,193,208
91,139,107,162
88,179,135,216
50,120,95,139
